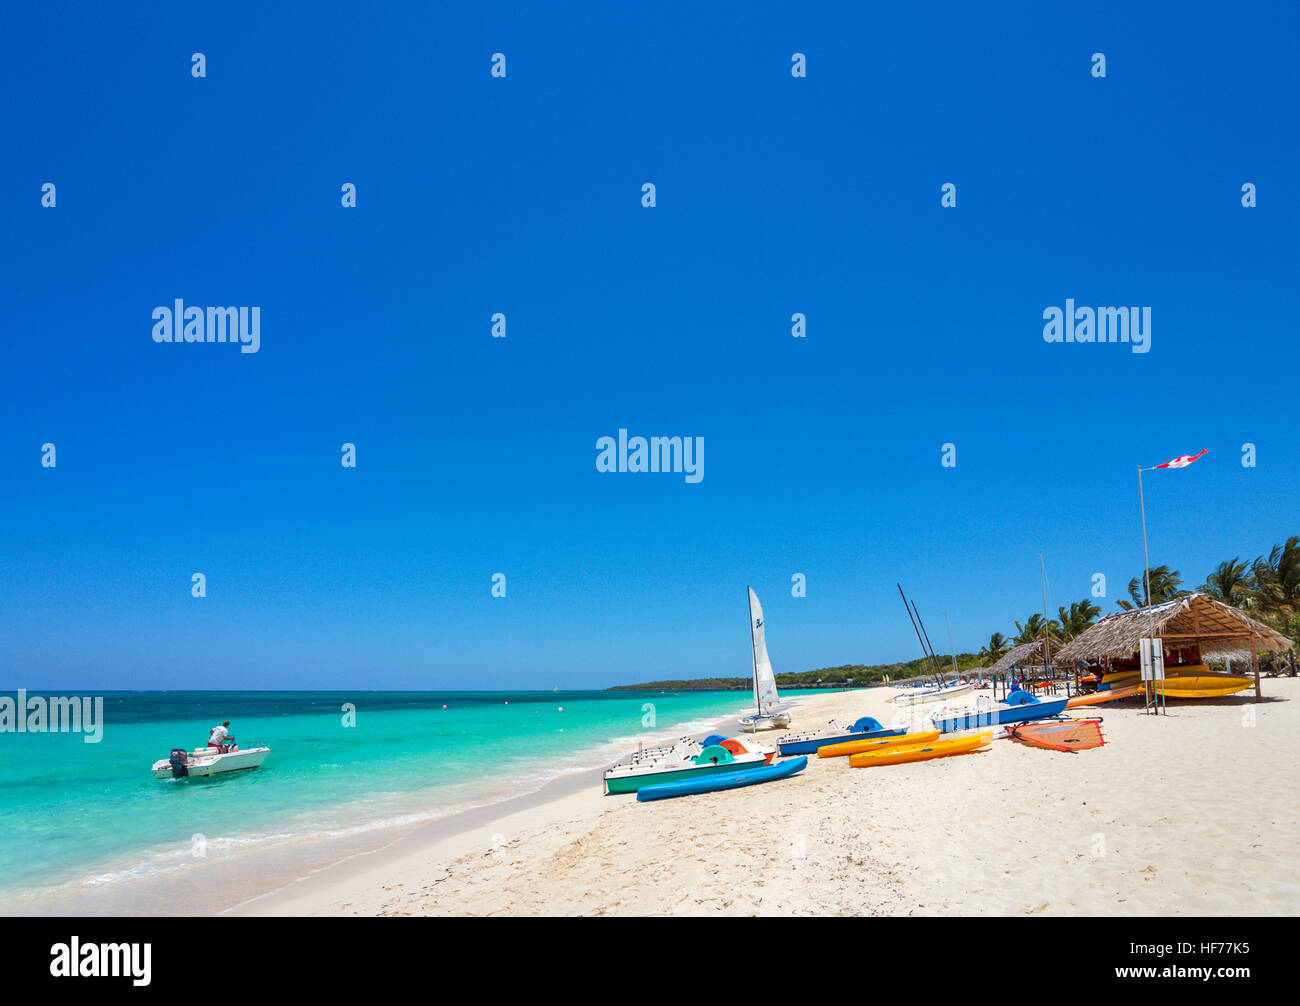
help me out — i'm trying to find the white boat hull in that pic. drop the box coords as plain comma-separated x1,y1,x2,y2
892,683,973,706
603,736,774,793
152,746,270,779
739,712,791,732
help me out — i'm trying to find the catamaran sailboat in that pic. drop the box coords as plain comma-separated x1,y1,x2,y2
739,587,791,732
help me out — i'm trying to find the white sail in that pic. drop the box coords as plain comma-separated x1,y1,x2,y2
748,587,780,714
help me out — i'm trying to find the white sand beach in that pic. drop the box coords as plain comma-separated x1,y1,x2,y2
238,679,1300,916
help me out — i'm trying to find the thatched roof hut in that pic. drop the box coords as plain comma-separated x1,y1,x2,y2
986,637,1066,675
1054,593,1292,702
1055,593,1292,664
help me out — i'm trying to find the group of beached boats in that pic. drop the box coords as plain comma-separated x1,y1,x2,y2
603,660,1259,799
602,587,1104,801
602,584,1262,801
601,680,1116,800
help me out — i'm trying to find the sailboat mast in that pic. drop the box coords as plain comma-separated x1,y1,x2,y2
1040,551,1050,676
945,609,960,677
899,584,936,685
912,603,943,682
747,587,760,713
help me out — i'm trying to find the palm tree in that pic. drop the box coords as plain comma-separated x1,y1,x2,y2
1116,564,1184,610
1057,598,1102,640
1201,558,1251,606
979,632,1011,664
1251,537,1300,627
1012,613,1061,646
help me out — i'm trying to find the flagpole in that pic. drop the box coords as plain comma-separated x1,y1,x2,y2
1138,465,1155,713
1136,450,1207,716
1137,465,1151,610
1039,551,1050,679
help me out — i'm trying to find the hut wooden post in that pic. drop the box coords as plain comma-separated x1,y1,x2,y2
1252,626,1261,702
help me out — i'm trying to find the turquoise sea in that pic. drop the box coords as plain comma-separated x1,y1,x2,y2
0,689,787,911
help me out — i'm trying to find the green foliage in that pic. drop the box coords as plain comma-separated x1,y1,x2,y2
1012,612,1061,645
1201,558,1251,605
778,654,985,687
609,678,752,691
979,632,1011,662
1058,599,1102,640
1248,536,1300,627
1114,540,1298,636
1116,564,1185,609
612,654,987,691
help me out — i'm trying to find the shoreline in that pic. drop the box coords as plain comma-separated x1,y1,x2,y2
232,696,818,915
4,690,798,916
237,682,1300,917
229,763,612,915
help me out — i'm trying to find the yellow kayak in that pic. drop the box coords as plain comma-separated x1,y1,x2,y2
817,730,940,758
849,731,992,767
1153,675,1254,699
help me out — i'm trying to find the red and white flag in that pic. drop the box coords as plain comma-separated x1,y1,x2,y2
1155,449,1209,469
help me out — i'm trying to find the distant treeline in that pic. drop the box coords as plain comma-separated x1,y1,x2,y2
614,535,1300,692
611,652,988,691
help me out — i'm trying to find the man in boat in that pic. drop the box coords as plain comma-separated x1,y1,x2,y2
208,721,236,754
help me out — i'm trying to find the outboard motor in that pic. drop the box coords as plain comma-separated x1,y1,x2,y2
169,748,189,778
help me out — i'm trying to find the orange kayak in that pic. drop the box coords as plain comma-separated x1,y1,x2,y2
848,731,992,767
1066,684,1143,708
817,730,939,758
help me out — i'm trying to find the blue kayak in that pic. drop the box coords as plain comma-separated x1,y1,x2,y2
931,690,1068,733
777,716,904,756
635,756,807,802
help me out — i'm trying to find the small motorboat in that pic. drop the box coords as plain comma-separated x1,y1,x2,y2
776,716,904,756
152,745,271,779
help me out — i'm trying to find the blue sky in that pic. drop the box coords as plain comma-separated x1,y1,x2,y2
2,2,1297,689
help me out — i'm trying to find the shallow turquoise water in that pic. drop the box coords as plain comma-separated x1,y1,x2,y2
0,689,779,903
